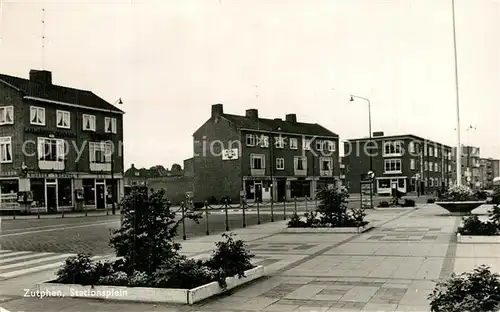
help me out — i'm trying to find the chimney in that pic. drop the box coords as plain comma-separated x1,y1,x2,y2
373,131,384,137
211,104,223,119
29,69,52,85
245,109,258,120
285,114,297,122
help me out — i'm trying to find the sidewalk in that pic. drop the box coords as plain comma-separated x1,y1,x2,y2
7,205,496,311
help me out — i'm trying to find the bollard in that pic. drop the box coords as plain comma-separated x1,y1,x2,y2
84,204,88,217
256,200,261,224
294,197,297,214
270,198,274,222
181,202,186,240
205,201,209,236
242,200,246,228
12,205,15,220
283,199,287,220
224,199,229,231
305,196,308,213
37,206,40,219
61,207,65,218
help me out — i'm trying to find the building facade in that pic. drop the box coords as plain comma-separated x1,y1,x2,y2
451,146,481,187
344,133,452,195
0,70,124,212
479,158,500,189
187,104,340,203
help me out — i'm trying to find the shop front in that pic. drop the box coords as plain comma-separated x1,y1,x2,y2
0,178,19,211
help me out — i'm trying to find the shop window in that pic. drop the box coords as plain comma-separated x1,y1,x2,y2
58,179,73,207
83,179,95,206
106,179,117,204
0,179,18,194
31,178,45,208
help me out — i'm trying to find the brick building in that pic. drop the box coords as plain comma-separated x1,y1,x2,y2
479,158,500,189
0,69,124,212
344,133,452,195
187,104,340,203
451,146,481,187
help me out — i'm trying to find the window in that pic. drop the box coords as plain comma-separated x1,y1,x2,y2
0,137,12,163
250,154,264,169
246,134,255,146
384,159,402,173
37,138,65,161
275,136,285,149
429,147,433,157
30,106,45,125
430,178,434,187
435,148,438,158
276,158,284,170
410,159,416,170
89,142,112,163
325,140,335,152
408,142,415,153
290,138,298,149
258,135,269,147
424,145,427,156
429,162,433,171
294,156,307,170
320,157,332,170
0,106,14,125
448,164,451,171
82,114,96,131
316,140,323,150
398,178,405,188
378,179,390,188
434,163,438,172
105,117,117,133
424,161,428,171
383,141,402,156
56,110,70,129
303,138,311,150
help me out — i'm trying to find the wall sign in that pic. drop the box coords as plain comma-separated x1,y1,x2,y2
222,148,239,160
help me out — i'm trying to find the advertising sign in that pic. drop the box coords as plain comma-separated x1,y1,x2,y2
360,173,374,209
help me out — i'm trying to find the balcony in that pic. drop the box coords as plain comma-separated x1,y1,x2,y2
250,168,265,176
90,162,111,172
38,161,64,171
294,169,307,176
320,170,333,177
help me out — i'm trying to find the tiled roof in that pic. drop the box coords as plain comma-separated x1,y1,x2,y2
347,134,452,148
0,73,123,113
222,114,338,137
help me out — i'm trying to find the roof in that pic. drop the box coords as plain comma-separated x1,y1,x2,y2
0,73,123,113
222,114,338,137
346,134,451,148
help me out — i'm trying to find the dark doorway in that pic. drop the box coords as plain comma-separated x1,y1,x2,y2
277,180,286,202
96,184,106,209
254,183,262,202
46,185,57,213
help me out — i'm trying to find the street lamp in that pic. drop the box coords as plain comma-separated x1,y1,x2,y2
269,126,282,222
110,98,123,215
451,0,462,186
349,95,372,173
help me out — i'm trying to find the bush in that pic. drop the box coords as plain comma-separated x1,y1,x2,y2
458,215,498,236
151,256,220,289
378,201,389,207
427,198,436,204
205,233,254,288
402,199,416,207
287,213,306,228
474,190,489,200
55,253,113,285
428,265,500,312
439,185,481,202
492,186,500,205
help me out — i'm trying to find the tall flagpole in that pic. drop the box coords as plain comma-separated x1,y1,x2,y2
452,0,462,186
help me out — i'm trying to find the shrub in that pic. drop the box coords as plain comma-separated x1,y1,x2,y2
378,201,389,207
439,185,479,201
428,265,500,312
458,215,498,236
489,204,500,227
97,271,129,286
151,256,220,289
316,186,351,226
492,186,500,205
109,188,202,274
351,208,369,227
55,253,113,285
474,190,489,201
402,199,416,207
287,213,306,227
205,233,254,287
427,198,436,204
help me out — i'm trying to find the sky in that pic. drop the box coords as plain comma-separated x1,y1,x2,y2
1,0,499,170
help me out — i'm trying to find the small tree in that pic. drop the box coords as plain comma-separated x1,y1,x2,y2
109,187,202,275
316,185,350,226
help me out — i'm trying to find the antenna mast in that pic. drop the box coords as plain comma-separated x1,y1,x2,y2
42,8,45,70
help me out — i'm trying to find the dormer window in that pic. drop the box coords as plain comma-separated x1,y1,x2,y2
83,114,96,131
30,106,45,126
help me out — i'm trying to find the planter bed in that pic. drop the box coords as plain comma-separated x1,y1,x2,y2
435,201,486,216
456,233,500,243
283,225,373,233
37,265,264,305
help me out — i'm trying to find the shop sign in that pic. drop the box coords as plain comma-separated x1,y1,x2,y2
0,171,18,177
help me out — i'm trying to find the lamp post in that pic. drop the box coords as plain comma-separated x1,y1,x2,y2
349,95,372,173
452,0,462,186
269,126,282,222
110,98,123,215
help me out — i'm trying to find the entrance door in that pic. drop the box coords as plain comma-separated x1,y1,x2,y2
96,184,106,209
254,183,262,202
46,185,57,213
277,180,286,202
